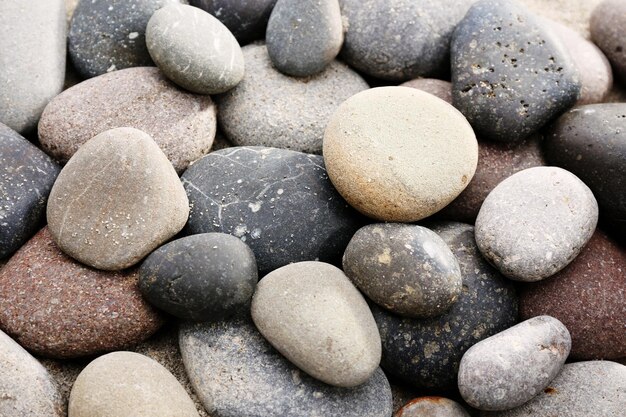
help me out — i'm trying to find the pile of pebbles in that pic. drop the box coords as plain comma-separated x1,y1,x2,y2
0,0,624,416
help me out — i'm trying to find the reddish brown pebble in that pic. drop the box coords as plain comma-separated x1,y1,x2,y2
395,397,470,417
0,227,163,359
400,78,453,104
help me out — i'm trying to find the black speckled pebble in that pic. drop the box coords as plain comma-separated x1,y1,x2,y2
139,233,257,321
451,0,580,142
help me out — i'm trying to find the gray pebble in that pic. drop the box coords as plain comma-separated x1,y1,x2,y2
396,397,470,417
591,0,626,82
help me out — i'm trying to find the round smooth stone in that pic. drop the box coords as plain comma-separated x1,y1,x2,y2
180,314,393,417
520,230,626,360
458,316,571,411
38,67,216,173
69,0,181,78
400,78,453,104
217,43,368,153
0,124,60,259
46,127,189,271
139,233,258,321
0,329,64,416
251,261,381,387
395,397,470,417
591,0,626,82
266,0,343,77
146,4,244,94
373,222,518,389
0,228,163,358
482,361,626,417
68,352,199,417
0,0,65,133
342,223,462,318
323,86,478,222
475,166,598,282
181,146,365,275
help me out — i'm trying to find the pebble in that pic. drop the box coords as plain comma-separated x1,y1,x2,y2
323,86,478,222
372,222,518,389
458,316,571,411
342,223,462,318
146,4,245,94
46,127,189,271
68,351,199,417
0,0,66,133
482,361,626,417
251,261,381,387
475,166,598,282
520,230,626,360
0,123,60,259
139,233,258,321
451,0,580,142
591,0,626,82
181,146,365,275
0,227,163,358
400,78,453,104
266,0,343,77
38,67,217,173
340,0,477,80
395,397,470,417
180,314,393,417
0,329,64,416
217,43,368,153
69,0,181,78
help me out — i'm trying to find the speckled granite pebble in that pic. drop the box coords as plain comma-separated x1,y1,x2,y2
591,0,626,82
0,124,60,259
475,166,598,282
400,79,453,104
395,397,470,417
343,224,462,318
0,228,163,358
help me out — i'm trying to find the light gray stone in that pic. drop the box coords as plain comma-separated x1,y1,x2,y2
396,397,470,417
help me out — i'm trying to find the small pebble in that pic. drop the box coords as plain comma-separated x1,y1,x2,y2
395,397,470,417
400,78,453,104
590,0,626,82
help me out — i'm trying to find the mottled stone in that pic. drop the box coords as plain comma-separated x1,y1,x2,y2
0,228,163,358
475,166,598,281
147,4,244,94
267,0,343,76
139,233,257,321
342,224,462,318
400,78,453,104
69,0,181,78
69,352,199,417
340,0,477,80
396,397,470,417
180,314,393,417
591,0,626,82
182,146,364,275
482,361,626,417
323,87,478,222
520,230,626,360
0,124,60,259
0,0,66,133
47,128,189,270
373,222,518,389
39,67,216,173
451,0,581,142
217,43,368,153
0,329,64,416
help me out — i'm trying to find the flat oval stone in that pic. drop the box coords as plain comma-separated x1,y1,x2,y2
520,230,626,360
458,316,571,411
395,397,470,417
482,361,626,417
69,0,181,78
146,4,244,94
400,78,453,104
181,146,365,275
180,314,393,417
591,0,626,82
342,223,462,318
0,329,64,416
266,0,343,77
251,261,381,387
47,127,189,271
39,67,216,173
0,0,65,133
0,124,60,259
451,0,580,142
323,86,478,222
0,228,163,358
373,222,518,389
69,351,199,417
475,166,598,281
217,43,368,153
139,233,258,321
